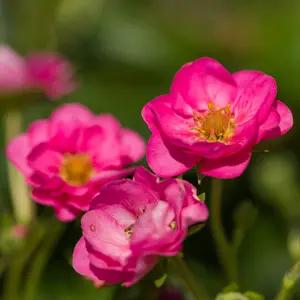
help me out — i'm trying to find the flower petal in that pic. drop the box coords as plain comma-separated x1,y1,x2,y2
81,209,131,264
89,180,157,215
142,95,170,133
6,134,31,176
259,100,293,141
120,128,145,164
0,46,28,91
171,57,237,110
73,237,99,281
27,119,50,147
27,143,62,175
54,205,80,222
146,134,199,178
199,149,252,179
233,71,277,124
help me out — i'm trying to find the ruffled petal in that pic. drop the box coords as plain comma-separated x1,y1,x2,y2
171,58,237,111
199,149,252,179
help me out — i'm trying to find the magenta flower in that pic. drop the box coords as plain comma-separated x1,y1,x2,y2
0,45,76,99
142,58,293,178
73,167,208,286
6,104,145,221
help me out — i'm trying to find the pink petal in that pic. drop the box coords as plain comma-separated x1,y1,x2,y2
133,166,159,192
25,52,76,99
120,128,145,164
142,95,170,133
130,201,179,256
31,189,57,206
146,134,199,178
73,237,99,281
27,119,50,147
199,149,252,179
94,204,136,228
27,143,62,175
0,46,28,91
90,168,135,188
54,205,80,222
181,202,209,227
170,57,237,111
89,180,157,215
124,256,158,287
81,126,121,169
6,134,32,176
233,71,277,124
81,209,131,264
260,100,293,141
93,114,121,134
50,103,94,131
90,265,135,284
257,107,280,142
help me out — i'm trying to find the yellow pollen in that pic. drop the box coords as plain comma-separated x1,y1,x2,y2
192,102,235,143
125,224,134,239
60,153,94,186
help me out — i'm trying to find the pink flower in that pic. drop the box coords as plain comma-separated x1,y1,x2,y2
0,45,76,99
72,166,208,286
10,224,28,240
6,104,145,221
142,58,293,179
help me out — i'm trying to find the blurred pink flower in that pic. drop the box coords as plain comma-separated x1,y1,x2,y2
72,167,208,286
0,45,76,99
10,224,28,240
142,57,293,179
6,104,145,221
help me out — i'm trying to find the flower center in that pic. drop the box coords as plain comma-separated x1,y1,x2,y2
192,102,235,143
59,153,94,186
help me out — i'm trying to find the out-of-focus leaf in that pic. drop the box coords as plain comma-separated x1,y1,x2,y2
198,192,206,202
154,273,167,288
243,291,264,300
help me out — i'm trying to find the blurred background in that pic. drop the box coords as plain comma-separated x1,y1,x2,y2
0,0,300,299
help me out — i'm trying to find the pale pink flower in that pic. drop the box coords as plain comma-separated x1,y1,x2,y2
10,224,28,240
6,104,145,221
72,167,208,286
142,57,293,178
0,45,76,99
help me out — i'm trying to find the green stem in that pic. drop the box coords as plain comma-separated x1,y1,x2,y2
172,255,209,300
3,223,45,300
276,261,300,300
4,109,35,225
23,221,65,300
210,178,237,283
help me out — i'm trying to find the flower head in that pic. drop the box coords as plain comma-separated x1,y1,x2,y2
6,104,145,221
0,45,76,99
72,167,208,286
142,58,293,178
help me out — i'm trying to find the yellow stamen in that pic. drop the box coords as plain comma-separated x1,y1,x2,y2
60,153,94,186
192,103,235,143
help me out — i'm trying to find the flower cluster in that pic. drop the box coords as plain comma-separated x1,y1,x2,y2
0,45,75,99
5,50,293,287
73,167,208,286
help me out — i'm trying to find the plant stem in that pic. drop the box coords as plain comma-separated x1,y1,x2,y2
3,223,45,300
23,220,65,300
172,255,209,300
210,178,237,283
276,261,300,300
4,109,35,225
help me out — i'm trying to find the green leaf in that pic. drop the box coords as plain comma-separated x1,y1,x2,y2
222,282,239,293
243,291,265,300
198,192,206,202
187,223,206,237
154,273,167,288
